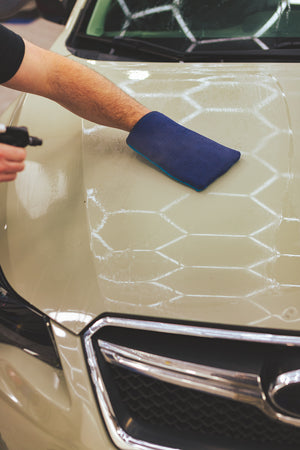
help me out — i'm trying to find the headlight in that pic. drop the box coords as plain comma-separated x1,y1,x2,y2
0,266,61,368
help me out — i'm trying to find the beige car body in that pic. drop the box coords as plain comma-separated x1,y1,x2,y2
0,0,300,448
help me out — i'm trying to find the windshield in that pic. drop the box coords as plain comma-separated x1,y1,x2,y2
68,0,300,61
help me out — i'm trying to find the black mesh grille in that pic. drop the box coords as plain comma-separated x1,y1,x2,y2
109,364,300,448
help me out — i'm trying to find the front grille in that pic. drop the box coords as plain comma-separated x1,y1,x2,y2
84,317,300,450
110,364,300,447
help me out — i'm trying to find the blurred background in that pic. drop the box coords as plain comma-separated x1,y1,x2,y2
0,0,75,115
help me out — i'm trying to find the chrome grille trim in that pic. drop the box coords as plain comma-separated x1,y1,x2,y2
83,317,300,450
87,316,300,346
99,339,262,405
84,320,177,450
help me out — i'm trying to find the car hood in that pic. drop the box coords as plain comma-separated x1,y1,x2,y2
2,59,300,334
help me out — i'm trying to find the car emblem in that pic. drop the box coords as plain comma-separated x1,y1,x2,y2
269,370,300,418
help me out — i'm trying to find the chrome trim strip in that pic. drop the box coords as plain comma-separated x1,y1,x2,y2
83,317,300,450
99,339,262,405
89,316,300,347
84,321,179,449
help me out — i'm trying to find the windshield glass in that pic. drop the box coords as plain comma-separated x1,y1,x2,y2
69,0,300,61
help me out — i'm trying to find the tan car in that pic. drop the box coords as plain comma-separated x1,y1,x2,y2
1,1,300,449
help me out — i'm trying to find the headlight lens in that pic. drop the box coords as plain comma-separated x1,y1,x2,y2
0,266,61,368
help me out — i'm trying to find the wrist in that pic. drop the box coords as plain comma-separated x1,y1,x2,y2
127,106,152,132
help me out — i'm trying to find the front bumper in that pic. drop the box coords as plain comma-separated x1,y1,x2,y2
0,321,115,450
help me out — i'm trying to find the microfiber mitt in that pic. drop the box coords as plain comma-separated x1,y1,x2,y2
126,111,241,191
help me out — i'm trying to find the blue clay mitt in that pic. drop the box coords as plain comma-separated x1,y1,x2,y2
126,111,241,191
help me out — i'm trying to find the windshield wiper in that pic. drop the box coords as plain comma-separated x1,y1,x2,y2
183,48,300,62
272,39,300,49
75,34,300,63
84,36,184,62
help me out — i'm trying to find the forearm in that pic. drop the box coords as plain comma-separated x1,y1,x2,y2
47,53,150,132
3,41,241,190
5,40,150,132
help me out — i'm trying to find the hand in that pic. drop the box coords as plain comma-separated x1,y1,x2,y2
0,143,26,182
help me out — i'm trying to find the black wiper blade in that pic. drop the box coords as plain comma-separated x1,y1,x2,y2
182,48,300,62
84,36,184,61
75,33,300,63
272,39,300,49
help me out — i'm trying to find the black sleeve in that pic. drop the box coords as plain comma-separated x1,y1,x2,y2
0,24,25,84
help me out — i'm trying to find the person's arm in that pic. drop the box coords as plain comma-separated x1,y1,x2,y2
3,38,241,190
4,40,150,132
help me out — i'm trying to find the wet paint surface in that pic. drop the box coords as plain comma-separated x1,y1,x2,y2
1,61,300,333
82,63,300,330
